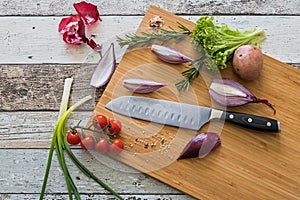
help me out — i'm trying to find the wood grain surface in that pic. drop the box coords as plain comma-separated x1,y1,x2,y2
1,1,300,199
93,6,300,199
0,16,299,64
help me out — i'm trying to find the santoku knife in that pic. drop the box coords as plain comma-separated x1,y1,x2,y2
105,96,280,132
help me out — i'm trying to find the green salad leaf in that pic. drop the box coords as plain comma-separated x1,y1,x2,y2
192,16,266,70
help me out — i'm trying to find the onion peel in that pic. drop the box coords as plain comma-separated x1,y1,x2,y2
58,1,102,51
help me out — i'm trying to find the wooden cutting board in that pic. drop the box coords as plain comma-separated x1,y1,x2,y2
93,6,300,199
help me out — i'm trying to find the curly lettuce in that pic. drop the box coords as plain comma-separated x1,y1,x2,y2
192,16,266,70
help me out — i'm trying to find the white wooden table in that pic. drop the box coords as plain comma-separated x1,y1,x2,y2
0,1,299,199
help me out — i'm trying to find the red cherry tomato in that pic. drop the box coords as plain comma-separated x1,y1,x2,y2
80,135,95,150
109,138,124,154
93,114,108,130
66,129,81,145
95,138,109,154
109,119,122,134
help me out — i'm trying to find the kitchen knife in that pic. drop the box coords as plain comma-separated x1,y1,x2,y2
105,96,280,132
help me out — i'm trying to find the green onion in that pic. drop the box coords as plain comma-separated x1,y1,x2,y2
40,78,123,200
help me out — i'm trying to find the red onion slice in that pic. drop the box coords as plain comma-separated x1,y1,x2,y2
123,78,167,93
151,44,193,64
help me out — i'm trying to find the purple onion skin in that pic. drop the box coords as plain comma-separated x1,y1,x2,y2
123,78,167,93
90,43,116,88
177,132,221,160
209,78,276,114
151,45,193,64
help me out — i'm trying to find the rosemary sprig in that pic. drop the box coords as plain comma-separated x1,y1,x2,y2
117,23,191,49
176,46,219,92
116,23,218,92
175,66,200,92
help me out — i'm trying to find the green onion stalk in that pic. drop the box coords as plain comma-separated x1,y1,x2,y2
40,78,123,200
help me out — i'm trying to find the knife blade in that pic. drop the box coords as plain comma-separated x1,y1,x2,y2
105,96,280,132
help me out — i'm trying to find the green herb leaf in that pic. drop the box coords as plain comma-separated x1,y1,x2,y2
116,26,191,50
176,45,219,91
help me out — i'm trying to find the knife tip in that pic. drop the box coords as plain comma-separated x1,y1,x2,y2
105,101,112,111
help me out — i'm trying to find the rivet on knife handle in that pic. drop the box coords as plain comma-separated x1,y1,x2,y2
221,111,280,132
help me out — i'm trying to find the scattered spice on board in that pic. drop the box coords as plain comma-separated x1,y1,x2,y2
149,16,165,27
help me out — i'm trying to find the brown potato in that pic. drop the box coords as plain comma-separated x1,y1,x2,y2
232,45,263,81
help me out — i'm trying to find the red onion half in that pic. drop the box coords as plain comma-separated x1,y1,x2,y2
209,78,276,114
177,132,221,160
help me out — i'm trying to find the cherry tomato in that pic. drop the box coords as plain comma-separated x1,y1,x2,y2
109,119,122,134
109,138,124,154
93,114,108,130
66,129,81,145
95,138,109,154
80,135,95,150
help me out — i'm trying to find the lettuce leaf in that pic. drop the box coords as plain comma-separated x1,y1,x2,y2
192,16,266,70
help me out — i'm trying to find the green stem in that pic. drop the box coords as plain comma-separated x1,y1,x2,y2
40,78,73,200
55,139,74,200
63,141,124,200
42,94,122,200
39,131,57,200
55,99,88,200
62,119,123,199
57,120,76,199
72,124,115,139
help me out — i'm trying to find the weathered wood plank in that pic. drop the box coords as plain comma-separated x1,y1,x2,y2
1,62,299,111
0,65,77,110
293,63,300,68
0,149,194,199
0,194,193,200
0,64,105,111
0,111,92,148
0,16,299,64
0,0,299,15
0,16,140,64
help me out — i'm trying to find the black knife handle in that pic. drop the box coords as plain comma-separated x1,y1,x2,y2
221,111,280,132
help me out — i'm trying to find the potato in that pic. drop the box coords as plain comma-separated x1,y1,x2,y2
232,45,263,81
